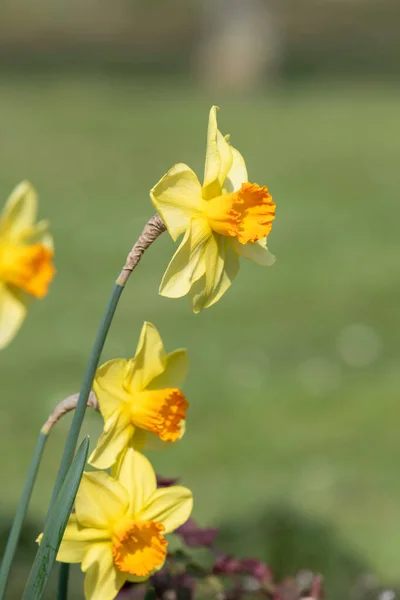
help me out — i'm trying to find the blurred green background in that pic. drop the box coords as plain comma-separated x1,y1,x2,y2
1,1,400,598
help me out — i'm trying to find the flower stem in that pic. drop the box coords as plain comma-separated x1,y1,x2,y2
48,281,124,510
57,563,69,600
0,431,48,599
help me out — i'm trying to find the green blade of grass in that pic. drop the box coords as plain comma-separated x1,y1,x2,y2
0,431,48,600
21,436,89,600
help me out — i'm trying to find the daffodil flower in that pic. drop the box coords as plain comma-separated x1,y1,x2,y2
51,449,192,600
89,322,188,469
0,181,55,348
151,106,276,313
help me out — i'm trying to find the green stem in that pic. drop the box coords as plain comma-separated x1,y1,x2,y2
0,431,48,600
50,281,124,600
57,563,69,600
48,281,124,510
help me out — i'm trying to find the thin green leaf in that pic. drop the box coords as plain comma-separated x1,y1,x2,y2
21,437,89,600
0,431,48,600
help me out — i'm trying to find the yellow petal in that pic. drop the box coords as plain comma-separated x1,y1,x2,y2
0,181,37,242
188,234,221,312
128,427,148,451
57,515,109,564
203,106,233,200
82,543,126,600
138,486,193,535
93,358,131,420
75,472,129,530
20,220,53,249
147,349,189,391
159,217,211,299
112,448,157,517
127,322,166,391
223,146,248,193
130,429,174,451
203,237,240,309
88,410,133,470
0,283,28,350
189,233,239,313
150,163,203,241
232,237,276,266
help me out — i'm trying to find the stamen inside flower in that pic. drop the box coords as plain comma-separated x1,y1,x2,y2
0,243,55,298
205,182,276,244
131,388,188,442
112,519,167,577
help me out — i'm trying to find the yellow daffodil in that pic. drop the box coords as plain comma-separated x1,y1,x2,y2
151,106,276,313
89,322,189,469
0,181,55,348
52,449,192,600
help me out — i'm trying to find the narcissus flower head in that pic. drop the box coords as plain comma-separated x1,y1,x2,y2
0,181,55,348
89,322,189,470
151,106,276,313
53,449,193,600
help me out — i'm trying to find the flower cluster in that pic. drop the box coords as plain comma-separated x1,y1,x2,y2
47,321,192,599
4,106,276,599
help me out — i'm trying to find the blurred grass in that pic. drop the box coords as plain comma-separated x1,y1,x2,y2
1,74,400,589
